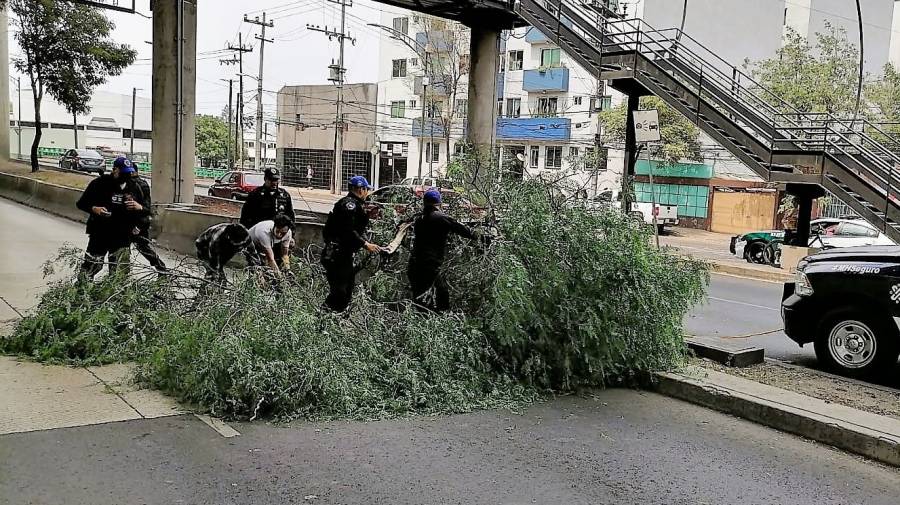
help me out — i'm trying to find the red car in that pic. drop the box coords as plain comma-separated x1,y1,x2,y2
366,185,484,221
207,171,265,201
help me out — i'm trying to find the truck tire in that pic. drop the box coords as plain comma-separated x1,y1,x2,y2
814,309,899,379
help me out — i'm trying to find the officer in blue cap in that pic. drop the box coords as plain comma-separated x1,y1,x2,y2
76,156,148,279
408,188,483,311
320,175,384,312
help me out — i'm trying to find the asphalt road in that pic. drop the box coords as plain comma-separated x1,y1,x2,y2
684,273,817,366
2,391,899,504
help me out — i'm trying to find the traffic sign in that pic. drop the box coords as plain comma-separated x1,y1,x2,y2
633,109,661,143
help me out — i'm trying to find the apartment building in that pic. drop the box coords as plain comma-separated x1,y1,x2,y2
375,7,614,192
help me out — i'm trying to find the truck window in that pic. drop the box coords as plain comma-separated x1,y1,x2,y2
838,222,875,237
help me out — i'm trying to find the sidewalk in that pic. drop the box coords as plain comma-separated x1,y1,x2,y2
661,227,794,282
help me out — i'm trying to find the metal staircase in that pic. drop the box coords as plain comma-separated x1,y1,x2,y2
513,0,900,242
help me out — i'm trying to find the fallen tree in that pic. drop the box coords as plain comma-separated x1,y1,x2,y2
2,165,708,420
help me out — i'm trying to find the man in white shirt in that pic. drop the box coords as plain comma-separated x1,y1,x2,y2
247,213,294,278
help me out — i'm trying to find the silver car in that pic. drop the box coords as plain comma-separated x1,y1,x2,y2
59,149,105,174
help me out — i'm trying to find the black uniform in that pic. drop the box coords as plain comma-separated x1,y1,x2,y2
321,193,369,312
239,185,295,229
195,223,252,282
76,175,147,279
129,175,167,271
408,207,476,311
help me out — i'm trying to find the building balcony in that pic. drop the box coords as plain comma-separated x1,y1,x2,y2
412,118,455,138
414,76,450,96
524,16,572,44
496,117,571,141
415,31,455,53
523,68,569,93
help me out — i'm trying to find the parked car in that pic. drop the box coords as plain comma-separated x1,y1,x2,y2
59,149,105,174
730,218,895,264
399,177,455,189
782,246,900,377
631,201,679,233
366,185,483,221
207,171,265,200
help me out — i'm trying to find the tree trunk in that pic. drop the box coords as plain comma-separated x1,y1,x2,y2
30,95,41,172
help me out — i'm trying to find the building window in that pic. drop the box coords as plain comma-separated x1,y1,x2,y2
573,96,583,106
506,98,521,118
427,100,442,119
540,48,561,68
590,95,613,113
410,57,419,67
392,59,407,78
425,142,440,163
569,146,579,158
529,145,540,168
508,50,524,71
537,97,558,117
459,54,470,74
497,99,504,116
546,146,563,169
499,54,506,72
248,141,255,148
392,17,409,35
454,99,468,117
390,101,406,118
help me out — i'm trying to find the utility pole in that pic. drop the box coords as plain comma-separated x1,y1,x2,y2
16,77,22,159
73,113,78,149
221,78,233,168
222,33,252,168
130,87,138,158
245,12,274,172
308,0,356,194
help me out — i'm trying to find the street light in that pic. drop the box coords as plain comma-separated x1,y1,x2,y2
368,23,432,181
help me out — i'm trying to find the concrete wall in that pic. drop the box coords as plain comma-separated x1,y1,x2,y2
277,84,379,153
0,168,325,258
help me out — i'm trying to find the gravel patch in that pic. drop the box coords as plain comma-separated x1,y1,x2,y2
691,357,900,420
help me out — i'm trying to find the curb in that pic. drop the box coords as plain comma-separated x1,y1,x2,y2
653,367,900,467
708,261,794,283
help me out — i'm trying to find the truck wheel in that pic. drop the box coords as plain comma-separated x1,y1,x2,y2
656,224,665,235
744,241,766,264
814,310,899,378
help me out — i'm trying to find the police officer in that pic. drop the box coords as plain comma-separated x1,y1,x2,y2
239,167,295,229
408,189,484,312
75,157,147,280
321,176,384,312
127,164,167,272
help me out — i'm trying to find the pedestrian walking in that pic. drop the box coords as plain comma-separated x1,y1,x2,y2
306,165,314,189
246,214,294,278
195,222,252,283
75,156,146,280
127,165,167,273
240,167,295,229
408,189,486,311
320,176,384,312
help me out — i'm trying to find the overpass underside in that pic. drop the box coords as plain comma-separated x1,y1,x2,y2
372,0,523,27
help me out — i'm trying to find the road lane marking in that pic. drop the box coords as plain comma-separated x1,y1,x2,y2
195,414,241,438
707,296,779,311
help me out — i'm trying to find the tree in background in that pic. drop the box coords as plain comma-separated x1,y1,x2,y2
598,96,703,166
10,0,135,172
746,23,859,116
195,115,239,168
864,63,900,148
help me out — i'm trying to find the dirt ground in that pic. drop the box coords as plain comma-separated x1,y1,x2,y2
2,160,95,190
693,357,900,420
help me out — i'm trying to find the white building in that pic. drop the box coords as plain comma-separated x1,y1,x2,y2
8,87,152,161
374,7,615,192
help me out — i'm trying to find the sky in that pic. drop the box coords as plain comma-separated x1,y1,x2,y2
9,0,400,118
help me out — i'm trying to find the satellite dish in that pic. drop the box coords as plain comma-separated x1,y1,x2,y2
516,153,526,162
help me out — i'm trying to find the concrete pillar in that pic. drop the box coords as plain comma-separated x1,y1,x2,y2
466,25,501,160
786,184,825,246
0,7,11,161
151,0,197,204
621,93,641,211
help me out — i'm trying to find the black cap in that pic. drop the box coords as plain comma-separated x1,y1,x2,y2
264,168,281,180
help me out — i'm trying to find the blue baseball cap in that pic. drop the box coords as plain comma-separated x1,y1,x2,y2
423,189,442,204
114,156,135,174
348,176,373,189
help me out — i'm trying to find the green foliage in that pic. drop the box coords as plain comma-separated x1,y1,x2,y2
3,164,708,420
10,0,136,171
747,23,859,115
599,96,703,166
195,115,238,167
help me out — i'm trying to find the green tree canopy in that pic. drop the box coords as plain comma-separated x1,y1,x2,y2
746,23,860,116
598,96,703,166
11,0,135,171
195,115,236,168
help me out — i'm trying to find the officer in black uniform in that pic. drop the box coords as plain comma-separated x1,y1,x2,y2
408,189,485,312
239,167,296,229
128,165,167,272
321,176,384,312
